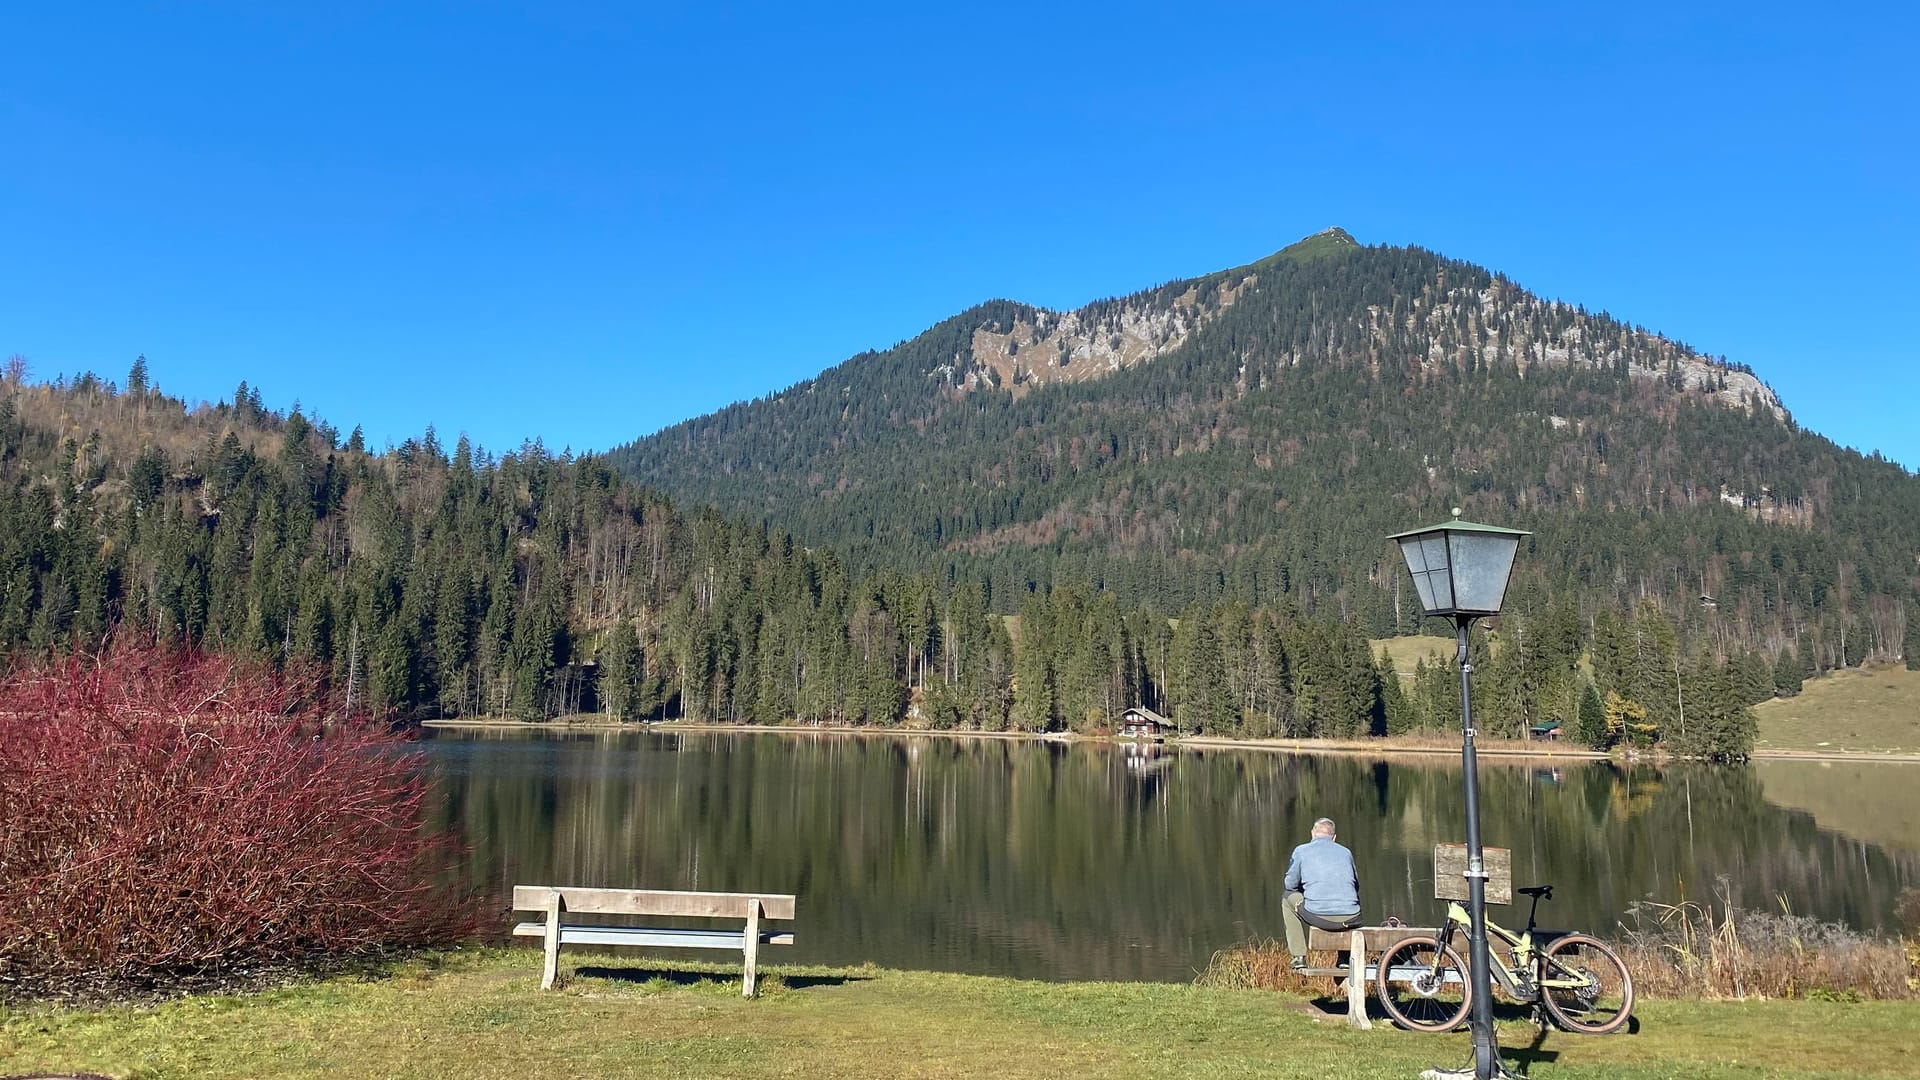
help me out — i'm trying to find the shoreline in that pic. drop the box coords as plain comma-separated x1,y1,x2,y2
422,717,1919,763
1749,748,1920,764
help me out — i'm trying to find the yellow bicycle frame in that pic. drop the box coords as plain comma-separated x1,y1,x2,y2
1441,900,1587,992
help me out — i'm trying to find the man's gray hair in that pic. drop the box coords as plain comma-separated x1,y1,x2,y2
1312,817,1337,836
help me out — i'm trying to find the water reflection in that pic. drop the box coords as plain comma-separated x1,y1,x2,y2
422,730,1920,983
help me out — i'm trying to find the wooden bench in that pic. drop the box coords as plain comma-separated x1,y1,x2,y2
511,886,796,997
1303,925,1438,1029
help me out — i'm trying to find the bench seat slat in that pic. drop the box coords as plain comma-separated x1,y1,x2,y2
511,923,795,950
511,885,796,920
1307,926,1438,951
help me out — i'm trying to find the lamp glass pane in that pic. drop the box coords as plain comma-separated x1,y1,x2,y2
1396,531,1451,615
1410,569,1439,612
1447,532,1520,613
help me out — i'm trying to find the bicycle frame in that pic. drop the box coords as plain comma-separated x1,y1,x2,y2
1435,891,1590,1001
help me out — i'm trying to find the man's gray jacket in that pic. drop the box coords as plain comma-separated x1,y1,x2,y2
1284,836,1360,915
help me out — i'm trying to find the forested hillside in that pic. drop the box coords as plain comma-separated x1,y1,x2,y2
606,232,1920,677
0,363,1007,727
0,357,1779,757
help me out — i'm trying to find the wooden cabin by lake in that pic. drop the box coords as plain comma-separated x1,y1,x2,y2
1118,706,1173,742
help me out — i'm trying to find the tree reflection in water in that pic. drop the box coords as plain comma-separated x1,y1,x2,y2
422,729,1920,982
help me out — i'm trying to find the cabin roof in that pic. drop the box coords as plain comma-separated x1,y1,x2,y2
1122,706,1170,726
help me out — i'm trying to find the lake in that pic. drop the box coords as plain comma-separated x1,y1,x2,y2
422,728,1920,983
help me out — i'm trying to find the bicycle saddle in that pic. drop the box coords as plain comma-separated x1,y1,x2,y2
1517,884,1554,899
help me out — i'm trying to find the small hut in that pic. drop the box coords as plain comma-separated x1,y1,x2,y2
1118,706,1173,742
1529,720,1563,741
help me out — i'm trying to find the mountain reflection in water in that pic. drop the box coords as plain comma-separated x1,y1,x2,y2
421,729,1920,983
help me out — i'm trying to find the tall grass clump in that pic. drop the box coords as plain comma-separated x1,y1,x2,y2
1195,937,1329,993
1197,936,1396,995
0,640,475,999
1616,882,1918,1001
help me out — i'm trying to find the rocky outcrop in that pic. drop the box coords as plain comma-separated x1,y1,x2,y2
932,232,1783,425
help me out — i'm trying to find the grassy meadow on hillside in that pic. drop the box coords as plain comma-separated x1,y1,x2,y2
1371,634,1455,683
1755,665,1920,754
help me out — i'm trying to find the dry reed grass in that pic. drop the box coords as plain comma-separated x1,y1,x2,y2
1616,883,1918,1001
1199,886,1920,1002
1194,937,1344,994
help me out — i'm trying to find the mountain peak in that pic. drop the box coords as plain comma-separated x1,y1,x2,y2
1268,227,1360,264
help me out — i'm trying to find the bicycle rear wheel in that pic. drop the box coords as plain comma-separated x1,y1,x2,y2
1375,935,1471,1032
1540,934,1634,1034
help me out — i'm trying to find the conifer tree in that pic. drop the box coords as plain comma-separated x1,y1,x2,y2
1575,679,1609,749
1379,652,1414,735
1011,595,1054,731
1772,646,1804,696
600,619,643,721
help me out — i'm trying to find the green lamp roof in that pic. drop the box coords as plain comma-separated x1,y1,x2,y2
1387,507,1531,542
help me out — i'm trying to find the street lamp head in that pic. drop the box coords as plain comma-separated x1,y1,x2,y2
1388,509,1529,619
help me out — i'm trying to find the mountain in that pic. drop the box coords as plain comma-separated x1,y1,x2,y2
606,230,1919,663
6,229,1914,755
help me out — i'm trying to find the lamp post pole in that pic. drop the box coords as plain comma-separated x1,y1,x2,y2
1455,615,1500,1079
1388,509,1527,1080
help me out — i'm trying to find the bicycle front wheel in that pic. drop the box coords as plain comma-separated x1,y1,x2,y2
1375,935,1471,1032
1540,934,1634,1034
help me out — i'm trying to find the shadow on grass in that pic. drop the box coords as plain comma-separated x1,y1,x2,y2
1298,994,1649,1075
1500,1019,1563,1075
573,966,867,992
1,947,444,1008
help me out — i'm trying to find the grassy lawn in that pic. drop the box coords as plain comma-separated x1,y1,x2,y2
1755,665,1920,753
4,951,1916,1079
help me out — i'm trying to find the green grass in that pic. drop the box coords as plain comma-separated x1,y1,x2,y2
1755,665,1920,754
4,950,1917,1078
1372,634,1455,682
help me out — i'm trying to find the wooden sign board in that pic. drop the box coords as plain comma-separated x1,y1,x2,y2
1434,844,1512,906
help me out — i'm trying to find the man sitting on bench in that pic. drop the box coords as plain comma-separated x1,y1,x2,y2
1282,816,1362,972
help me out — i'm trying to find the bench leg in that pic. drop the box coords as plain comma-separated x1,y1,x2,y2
1346,930,1371,1030
742,898,761,998
541,890,562,991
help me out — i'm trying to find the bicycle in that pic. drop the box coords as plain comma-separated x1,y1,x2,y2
1373,884,1634,1035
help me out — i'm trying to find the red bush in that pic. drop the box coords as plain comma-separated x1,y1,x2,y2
0,640,475,993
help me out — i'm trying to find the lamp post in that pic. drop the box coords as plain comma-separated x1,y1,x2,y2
1389,509,1528,1080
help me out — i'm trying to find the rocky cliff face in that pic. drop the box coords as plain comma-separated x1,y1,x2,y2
931,228,1780,422
956,275,1254,394
1373,278,1784,421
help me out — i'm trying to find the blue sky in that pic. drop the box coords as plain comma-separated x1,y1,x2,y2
3,2,1916,466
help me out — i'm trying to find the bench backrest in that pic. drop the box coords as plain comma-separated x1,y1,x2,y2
511,885,795,920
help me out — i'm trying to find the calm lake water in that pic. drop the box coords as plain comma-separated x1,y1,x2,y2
422,728,1920,983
